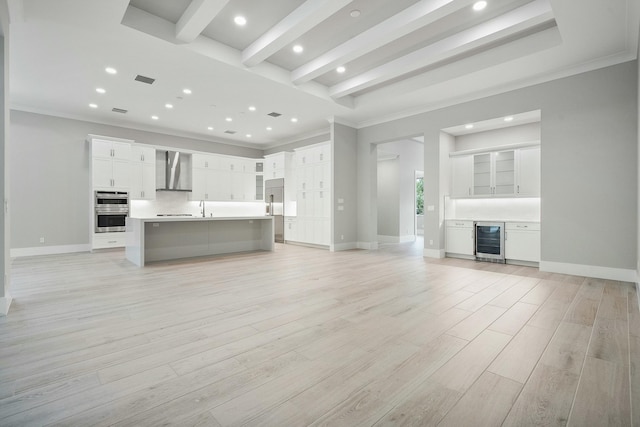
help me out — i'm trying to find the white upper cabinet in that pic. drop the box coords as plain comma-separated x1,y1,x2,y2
130,145,156,200
450,155,473,198
91,138,131,190
516,146,540,197
190,154,258,202
473,150,515,196
450,145,539,198
92,139,131,161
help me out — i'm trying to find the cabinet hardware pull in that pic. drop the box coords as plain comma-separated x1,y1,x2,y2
517,184,520,193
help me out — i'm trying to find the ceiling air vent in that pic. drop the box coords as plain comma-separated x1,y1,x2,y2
267,112,282,117
224,130,237,134
134,74,155,85
111,107,128,114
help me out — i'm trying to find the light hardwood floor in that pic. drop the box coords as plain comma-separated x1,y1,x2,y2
1,240,638,426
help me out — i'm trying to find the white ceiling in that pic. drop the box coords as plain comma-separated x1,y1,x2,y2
6,0,639,149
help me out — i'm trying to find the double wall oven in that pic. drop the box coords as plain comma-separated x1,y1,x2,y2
95,191,129,233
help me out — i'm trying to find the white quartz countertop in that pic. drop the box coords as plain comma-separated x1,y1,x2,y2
129,216,272,222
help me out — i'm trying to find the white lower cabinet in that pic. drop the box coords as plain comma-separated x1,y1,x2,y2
445,220,474,256
92,232,126,249
505,222,540,262
284,217,297,241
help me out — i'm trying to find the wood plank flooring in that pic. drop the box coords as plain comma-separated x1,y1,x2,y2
0,240,638,426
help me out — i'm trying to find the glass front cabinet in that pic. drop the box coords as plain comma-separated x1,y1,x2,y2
451,146,538,198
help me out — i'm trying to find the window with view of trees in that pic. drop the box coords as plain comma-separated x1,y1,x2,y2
416,177,424,215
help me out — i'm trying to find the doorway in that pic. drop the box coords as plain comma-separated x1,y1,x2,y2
415,171,424,236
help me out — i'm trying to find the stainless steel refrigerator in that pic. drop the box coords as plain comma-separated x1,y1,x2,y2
265,178,284,243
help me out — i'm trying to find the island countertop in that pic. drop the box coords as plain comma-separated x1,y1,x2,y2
125,216,274,266
129,215,272,222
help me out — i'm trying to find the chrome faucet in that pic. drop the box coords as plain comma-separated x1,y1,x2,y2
199,200,205,217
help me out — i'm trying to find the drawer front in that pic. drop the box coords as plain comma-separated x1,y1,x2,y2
446,220,473,228
506,222,540,231
93,234,125,249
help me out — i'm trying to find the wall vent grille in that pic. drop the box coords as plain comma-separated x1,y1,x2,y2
134,75,155,84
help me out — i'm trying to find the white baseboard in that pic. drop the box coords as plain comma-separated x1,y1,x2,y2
11,244,91,258
331,242,358,252
423,248,445,258
357,241,379,250
540,261,638,282
0,295,12,316
377,235,416,244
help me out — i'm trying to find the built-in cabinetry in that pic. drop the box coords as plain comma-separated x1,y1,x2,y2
190,154,261,202
505,222,540,263
450,144,540,198
92,138,131,190
445,220,474,256
89,136,135,250
445,219,540,264
289,143,331,246
130,145,156,200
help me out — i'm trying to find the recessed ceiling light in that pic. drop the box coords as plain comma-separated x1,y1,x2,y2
291,117,298,123
266,127,272,131
105,67,117,75
473,1,487,11
165,103,173,109
248,106,256,111
226,117,233,122
183,88,192,94
465,123,474,129
207,126,213,130
234,16,246,26
151,115,159,120
89,103,98,109
350,9,361,18
96,87,106,94
504,116,514,122
293,45,303,54
336,66,346,73
246,134,252,138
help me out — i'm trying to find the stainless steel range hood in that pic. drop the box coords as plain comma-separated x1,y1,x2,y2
156,150,192,192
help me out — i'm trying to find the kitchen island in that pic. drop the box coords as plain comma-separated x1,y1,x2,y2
125,216,274,266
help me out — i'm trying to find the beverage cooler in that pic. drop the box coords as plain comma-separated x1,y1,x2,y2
475,222,505,263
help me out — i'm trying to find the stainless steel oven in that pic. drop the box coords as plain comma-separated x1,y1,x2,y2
95,191,129,233
475,221,505,263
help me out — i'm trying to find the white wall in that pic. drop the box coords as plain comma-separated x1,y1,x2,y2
0,29,9,314
454,122,540,152
332,122,358,249
376,139,423,241
357,61,638,280
377,158,399,237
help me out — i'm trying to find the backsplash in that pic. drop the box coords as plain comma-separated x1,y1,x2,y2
130,192,265,218
445,197,540,221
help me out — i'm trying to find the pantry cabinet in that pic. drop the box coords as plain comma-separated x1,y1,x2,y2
291,143,331,246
